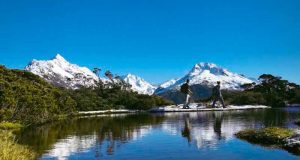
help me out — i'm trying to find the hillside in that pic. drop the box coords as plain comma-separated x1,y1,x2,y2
0,65,76,125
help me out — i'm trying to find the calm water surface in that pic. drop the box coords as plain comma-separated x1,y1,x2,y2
18,108,300,160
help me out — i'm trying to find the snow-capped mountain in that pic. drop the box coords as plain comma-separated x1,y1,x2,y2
25,54,254,97
159,79,179,88
156,62,254,94
25,54,101,88
120,74,157,95
25,54,156,93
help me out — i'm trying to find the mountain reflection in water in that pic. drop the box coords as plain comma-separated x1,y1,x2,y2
17,108,300,160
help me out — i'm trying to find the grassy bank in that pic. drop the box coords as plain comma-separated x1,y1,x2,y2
236,127,295,145
0,122,36,160
235,127,300,155
0,121,23,130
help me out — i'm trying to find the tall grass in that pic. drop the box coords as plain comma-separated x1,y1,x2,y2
0,121,23,130
0,130,36,160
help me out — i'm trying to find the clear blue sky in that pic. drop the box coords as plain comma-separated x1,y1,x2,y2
0,0,299,84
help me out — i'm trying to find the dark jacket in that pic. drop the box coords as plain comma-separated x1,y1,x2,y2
180,83,190,94
212,84,222,97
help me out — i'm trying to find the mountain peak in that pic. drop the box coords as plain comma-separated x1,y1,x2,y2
53,54,67,62
125,73,136,78
155,62,254,94
25,54,99,89
120,73,156,95
192,62,220,71
198,62,217,68
190,62,226,76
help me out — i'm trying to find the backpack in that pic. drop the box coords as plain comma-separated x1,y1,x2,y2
212,86,217,95
180,83,189,94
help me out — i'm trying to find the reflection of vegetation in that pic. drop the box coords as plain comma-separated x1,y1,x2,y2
0,65,171,158
15,108,296,158
18,114,164,156
295,119,300,126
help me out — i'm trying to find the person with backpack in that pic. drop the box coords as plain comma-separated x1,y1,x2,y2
212,81,226,108
180,79,192,109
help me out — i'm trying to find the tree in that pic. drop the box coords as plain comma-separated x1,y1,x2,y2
249,74,300,107
93,68,101,78
241,82,256,90
105,70,114,83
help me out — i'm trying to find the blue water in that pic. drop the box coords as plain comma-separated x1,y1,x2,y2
18,108,300,160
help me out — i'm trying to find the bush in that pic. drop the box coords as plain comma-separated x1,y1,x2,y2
230,92,266,105
69,84,173,111
236,127,295,145
289,88,300,104
0,122,23,131
264,94,286,107
0,66,76,125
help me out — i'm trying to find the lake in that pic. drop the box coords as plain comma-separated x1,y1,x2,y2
18,108,300,160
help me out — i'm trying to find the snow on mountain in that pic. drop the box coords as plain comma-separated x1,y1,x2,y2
24,54,156,94
159,78,179,88
25,54,101,89
120,74,157,95
156,62,254,94
24,55,253,95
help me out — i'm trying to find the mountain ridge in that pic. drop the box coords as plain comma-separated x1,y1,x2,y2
25,54,157,95
155,62,254,95
120,74,157,95
25,54,100,89
25,54,255,97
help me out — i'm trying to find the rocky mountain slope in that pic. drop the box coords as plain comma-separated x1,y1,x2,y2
25,54,101,89
25,54,156,94
156,62,254,94
120,74,157,95
155,62,254,103
25,55,255,99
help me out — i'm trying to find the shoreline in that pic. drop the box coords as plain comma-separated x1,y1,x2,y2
149,104,270,112
287,104,300,107
77,109,141,116
77,104,270,115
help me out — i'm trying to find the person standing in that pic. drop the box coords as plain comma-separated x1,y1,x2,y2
180,79,192,109
212,81,226,108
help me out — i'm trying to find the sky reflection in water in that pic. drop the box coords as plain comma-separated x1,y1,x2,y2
18,109,300,160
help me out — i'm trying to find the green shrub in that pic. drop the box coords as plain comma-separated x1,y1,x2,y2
0,122,23,131
69,84,173,111
0,66,76,125
229,91,266,105
289,88,300,104
236,127,295,145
